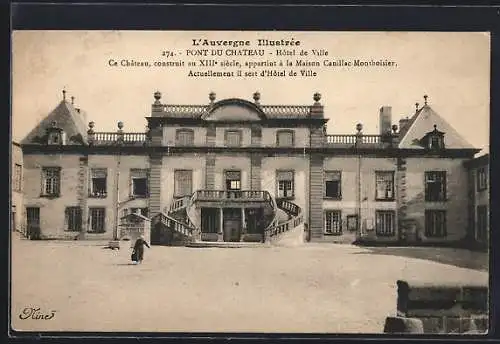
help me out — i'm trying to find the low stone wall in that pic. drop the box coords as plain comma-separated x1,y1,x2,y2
384,278,488,334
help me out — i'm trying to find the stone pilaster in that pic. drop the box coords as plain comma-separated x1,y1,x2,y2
149,153,162,216
205,154,216,189
77,156,89,239
250,154,262,190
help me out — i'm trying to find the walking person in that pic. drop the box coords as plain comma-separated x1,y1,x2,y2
131,234,150,264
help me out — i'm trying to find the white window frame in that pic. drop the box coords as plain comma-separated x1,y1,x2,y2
375,210,395,237
41,167,61,196
324,210,342,235
89,168,107,198
375,171,394,201
276,170,294,199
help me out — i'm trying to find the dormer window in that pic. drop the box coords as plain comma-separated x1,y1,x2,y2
422,125,445,150
46,121,65,145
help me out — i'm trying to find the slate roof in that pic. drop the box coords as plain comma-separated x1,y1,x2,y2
21,100,88,145
398,104,475,150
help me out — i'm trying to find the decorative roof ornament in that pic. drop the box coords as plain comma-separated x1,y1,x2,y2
62,88,67,101
209,91,216,104
154,91,162,105
424,94,428,106
253,91,261,104
356,123,363,134
313,92,321,104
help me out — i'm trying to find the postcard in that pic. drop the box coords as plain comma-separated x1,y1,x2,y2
10,30,490,335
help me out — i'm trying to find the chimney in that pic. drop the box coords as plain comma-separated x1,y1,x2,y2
399,117,410,132
379,106,392,136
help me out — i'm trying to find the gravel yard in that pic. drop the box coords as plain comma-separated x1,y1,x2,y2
11,237,488,334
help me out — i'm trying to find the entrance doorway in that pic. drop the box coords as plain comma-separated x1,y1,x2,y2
223,208,242,242
245,208,264,235
26,207,40,240
201,208,219,232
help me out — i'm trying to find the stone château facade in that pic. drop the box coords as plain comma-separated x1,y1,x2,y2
16,89,488,247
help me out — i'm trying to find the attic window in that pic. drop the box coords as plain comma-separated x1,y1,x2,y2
424,125,445,150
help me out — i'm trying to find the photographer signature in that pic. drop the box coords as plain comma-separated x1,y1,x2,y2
19,307,56,320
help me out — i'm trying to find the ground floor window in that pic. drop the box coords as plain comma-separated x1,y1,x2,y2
65,207,82,232
375,211,395,236
324,210,342,235
425,210,447,238
89,207,106,233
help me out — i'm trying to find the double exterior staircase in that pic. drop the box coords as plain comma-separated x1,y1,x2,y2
150,195,196,245
264,198,304,242
151,192,303,246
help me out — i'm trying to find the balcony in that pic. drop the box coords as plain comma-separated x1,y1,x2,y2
90,132,148,146
192,190,274,208
326,134,382,145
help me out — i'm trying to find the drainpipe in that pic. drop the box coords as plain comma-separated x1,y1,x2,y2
355,123,363,239
114,121,124,241
114,151,121,240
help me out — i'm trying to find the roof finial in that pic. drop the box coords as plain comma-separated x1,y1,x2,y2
434,124,437,130
71,96,75,105
415,102,419,112
209,91,216,104
253,91,261,104
62,88,66,101
424,94,428,106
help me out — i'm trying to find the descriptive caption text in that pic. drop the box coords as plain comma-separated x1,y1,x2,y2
106,38,398,78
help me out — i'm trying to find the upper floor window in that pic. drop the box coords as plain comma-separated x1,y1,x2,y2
324,171,341,199
276,130,295,147
175,129,194,146
89,168,107,198
130,169,149,198
41,167,61,197
174,170,193,197
13,163,22,192
425,171,446,201
375,171,394,201
224,130,242,147
477,167,488,191
276,170,294,199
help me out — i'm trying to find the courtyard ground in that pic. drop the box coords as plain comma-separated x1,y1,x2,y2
10,236,488,334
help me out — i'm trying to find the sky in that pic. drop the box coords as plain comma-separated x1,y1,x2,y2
11,31,490,154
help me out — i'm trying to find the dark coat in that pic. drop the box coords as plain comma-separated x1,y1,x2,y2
132,238,150,261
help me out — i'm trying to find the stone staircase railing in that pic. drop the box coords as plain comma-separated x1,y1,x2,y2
265,198,303,241
153,212,195,238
